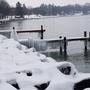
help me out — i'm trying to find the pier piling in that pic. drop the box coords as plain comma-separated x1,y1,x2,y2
89,32,90,38
84,31,87,56
63,37,67,56
59,36,62,55
84,31,87,37
13,27,15,30
41,25,44,39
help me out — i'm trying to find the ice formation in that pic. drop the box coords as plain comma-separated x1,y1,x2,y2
0,34,90,90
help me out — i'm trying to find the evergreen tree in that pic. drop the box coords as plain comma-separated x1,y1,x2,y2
22,4,27,15
15,2,24,18
0,1,10,18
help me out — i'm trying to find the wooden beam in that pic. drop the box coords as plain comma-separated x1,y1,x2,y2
17,30,46,33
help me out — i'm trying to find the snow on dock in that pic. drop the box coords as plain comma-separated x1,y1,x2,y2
19,36,90,53
0,29,90,56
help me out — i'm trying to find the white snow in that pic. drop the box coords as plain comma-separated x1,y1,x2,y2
84,89,90,90
0,34,90,90
0,82,17,90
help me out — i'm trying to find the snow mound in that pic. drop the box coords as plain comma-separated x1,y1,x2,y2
84,89,90,90
0,34,90,90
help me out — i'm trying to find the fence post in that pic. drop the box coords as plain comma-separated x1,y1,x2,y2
63,37,67,56
84,31,87,56
41,25,44,39
59,36,62,55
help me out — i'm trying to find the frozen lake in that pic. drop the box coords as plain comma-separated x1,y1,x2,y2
0,15,90,73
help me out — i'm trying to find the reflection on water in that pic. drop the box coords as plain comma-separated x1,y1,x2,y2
43,50,90,73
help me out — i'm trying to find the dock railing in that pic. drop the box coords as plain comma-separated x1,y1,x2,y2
0,25,46,39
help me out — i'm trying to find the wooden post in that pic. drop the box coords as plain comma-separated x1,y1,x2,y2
59,36,62,55
84,31,87,37
89,32,90,41
63,37,67,56
13,27,15,30
89,32,90,38
84,31,87,56
41,25,44,39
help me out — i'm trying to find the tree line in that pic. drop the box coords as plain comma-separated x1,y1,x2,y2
0,1,28,18
32,3,90,16
0,1,90,19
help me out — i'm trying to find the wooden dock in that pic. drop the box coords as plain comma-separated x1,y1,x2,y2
19,31,90,56
0,26,90,56
20,36,90,53
0,25,46,39
43,37,90,42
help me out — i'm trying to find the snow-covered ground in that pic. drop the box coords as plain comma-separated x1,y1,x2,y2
0,34,90,90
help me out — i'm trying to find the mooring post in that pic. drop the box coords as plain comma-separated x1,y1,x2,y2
13,27,15,30
89,32,90,42
59,36,62,55
89,32,90,38
84,31,87,37
84,31,87,56
63,37,67,56
41,25,44,39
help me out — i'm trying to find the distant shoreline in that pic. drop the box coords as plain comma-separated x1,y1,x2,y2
0,14,90,25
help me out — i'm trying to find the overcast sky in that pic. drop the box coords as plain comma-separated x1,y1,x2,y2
6,0,90,7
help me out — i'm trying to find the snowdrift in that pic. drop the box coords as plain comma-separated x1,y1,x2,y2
0,35,90,90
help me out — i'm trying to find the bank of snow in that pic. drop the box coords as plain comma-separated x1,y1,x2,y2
0,35,90,90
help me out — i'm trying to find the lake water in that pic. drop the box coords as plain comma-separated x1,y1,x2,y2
0,15,90,73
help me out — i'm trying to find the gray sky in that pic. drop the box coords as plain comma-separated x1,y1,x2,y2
6,0,90,7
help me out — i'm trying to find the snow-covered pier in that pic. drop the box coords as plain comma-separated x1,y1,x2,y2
0,25,46,39
20,34,90,56
0,27,90,55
